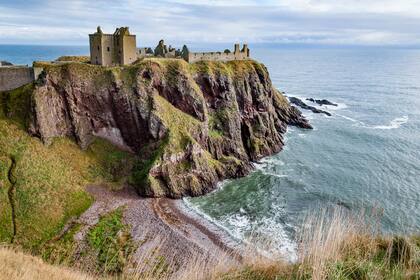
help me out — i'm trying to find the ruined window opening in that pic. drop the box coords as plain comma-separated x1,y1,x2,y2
107,47,110,52
97,46,99,50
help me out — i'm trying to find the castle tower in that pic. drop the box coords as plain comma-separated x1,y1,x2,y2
242,44,250,57
234,43,240,54
89,26,137,66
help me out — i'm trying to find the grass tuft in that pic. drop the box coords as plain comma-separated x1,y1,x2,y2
87,207,133,274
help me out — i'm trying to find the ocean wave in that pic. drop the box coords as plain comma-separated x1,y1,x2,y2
369,116,409,130
222,211,298,261
336,114,409,130
335,113,366,126
262,172,288,178
183,198,298,261
327,102,347,111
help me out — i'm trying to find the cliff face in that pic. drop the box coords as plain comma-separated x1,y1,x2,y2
29,59,310,198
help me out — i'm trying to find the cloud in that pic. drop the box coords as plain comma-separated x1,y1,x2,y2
0,0,419,46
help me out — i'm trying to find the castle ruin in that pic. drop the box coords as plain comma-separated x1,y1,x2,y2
88,26,250,65
183,44,250,63
89,26,137,66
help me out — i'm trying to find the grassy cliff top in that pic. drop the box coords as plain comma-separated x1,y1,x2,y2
33,57,267,78
55,56,90,63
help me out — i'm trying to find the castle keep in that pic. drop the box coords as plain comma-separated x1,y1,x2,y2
89,26,137,66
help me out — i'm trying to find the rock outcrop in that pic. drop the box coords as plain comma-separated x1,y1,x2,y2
306,98,337,106
28,59,310,198
288,96,331,116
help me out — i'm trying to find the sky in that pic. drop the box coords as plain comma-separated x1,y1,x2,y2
0,0,420,47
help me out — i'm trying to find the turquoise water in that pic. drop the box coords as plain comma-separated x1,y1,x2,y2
2,45,419,257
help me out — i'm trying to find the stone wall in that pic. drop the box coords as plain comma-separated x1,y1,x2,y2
186,44,250,63
122,35,137,65
0,66,35,92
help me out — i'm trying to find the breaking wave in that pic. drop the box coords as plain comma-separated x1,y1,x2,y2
336,114,409,130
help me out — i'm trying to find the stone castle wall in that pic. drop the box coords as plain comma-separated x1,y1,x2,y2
0,66,35,92
187,44,250,63
122,35,137,65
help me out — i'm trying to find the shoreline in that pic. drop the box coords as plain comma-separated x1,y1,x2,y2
75,185,243,270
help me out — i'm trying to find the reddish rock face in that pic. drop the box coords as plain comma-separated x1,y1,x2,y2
28,60,310,198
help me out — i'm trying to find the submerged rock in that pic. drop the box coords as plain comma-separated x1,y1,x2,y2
288,97,331,116
26,59,311,198
306,98,337,106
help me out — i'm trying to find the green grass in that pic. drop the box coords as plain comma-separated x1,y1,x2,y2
87,207,133,274
0,71,137,251
40,223,82,265
0,83,34,127
216,235,420,280
0,119,135,251
55,56,90,63
86,138,135,188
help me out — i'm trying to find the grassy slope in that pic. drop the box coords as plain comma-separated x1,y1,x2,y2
0,246,94,280
0,85,134,252
0,233,418,280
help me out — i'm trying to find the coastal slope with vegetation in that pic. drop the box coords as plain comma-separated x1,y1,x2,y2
0,57,419,279
0,58,308,271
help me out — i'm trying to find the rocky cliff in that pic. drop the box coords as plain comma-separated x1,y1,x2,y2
28,59,310,198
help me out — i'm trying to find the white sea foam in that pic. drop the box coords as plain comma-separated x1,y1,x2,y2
370,116,409,130
337,113,409,130
262,172,288,178
183,197,298,262
335,113,361,123
327,102,347,111
223,211,298,261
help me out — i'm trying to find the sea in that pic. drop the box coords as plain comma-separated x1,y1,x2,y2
2,44,420,259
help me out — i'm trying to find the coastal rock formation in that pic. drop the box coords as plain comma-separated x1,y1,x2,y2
306,98,337,106
27,59,310,198
288,96,331,116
